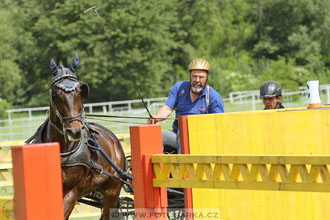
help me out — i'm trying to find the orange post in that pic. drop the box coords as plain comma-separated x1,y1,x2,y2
179,115,190,155
130,125,167,220
179,115,193,219
11,143,64,220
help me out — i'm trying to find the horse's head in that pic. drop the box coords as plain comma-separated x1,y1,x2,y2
49,54,89,142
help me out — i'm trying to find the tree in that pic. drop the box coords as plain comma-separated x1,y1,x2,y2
0,1,23,104
3,0,330,108
250,0,330,85
15,0,190,104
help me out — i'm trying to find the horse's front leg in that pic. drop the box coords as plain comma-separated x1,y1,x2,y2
102,181,123,220
63,188,79,220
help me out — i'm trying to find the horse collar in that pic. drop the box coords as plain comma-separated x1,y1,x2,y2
60,127,102,171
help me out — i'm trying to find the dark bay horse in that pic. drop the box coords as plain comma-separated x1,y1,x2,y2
27,54,126,219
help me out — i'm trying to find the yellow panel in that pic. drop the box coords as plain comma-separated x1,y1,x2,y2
187,107,330,220
0,196,13,220
0,141,24,147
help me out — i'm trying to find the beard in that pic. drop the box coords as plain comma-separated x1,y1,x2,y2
191,81,205,94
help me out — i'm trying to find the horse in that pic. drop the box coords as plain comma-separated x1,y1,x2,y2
27,54,127,220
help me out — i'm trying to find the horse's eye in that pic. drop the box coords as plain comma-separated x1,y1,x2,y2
52,89,61,97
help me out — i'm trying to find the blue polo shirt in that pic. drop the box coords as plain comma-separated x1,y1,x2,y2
165,81,224,132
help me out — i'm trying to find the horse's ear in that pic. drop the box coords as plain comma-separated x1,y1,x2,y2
80,82,89,101
69,53,79,73
50,58,58,77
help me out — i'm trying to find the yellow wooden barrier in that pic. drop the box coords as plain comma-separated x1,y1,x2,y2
116,133,131,155
0,195,101,220
0,163,12,187
0,196,14,220
0,142,22,163
152,155,330,192
185,107,330,220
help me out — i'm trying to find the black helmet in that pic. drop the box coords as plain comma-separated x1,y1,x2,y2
260,81,282,98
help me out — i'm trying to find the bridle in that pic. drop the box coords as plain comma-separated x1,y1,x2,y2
49,70,87,142
49,105,86,142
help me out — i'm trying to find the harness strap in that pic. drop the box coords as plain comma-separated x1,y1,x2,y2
178,88,185,97
87,138,132,180
206,85,210,109
48,118,65,135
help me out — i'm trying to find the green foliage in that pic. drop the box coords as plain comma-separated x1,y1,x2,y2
0,4,23,103
17,0,189,102
253,57,306,92
0,99,10,120
211,51,256,94
1,0,330,108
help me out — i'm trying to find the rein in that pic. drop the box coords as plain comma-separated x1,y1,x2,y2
86,113,176,121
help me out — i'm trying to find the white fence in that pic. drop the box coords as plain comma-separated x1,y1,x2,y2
5,97,168,120
2,84,330,142
1,98,167,142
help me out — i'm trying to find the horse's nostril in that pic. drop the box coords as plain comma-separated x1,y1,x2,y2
67,128,81,140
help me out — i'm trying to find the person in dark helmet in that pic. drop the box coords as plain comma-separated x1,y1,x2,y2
260,81,285,109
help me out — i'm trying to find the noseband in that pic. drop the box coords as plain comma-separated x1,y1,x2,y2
50,106,85,140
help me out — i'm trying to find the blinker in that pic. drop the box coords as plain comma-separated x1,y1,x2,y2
55,78,79,92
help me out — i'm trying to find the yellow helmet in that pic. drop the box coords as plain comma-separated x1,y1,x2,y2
189,59,210,73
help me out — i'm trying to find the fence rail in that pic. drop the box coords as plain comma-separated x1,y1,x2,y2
2,84,330,141
5,97,168,118
1,98,166,141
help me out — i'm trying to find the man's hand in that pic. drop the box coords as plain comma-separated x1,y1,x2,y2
146,105,173,125
147,115,157,124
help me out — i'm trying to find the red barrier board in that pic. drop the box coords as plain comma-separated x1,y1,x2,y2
130,125,167,220
12,143,64,220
